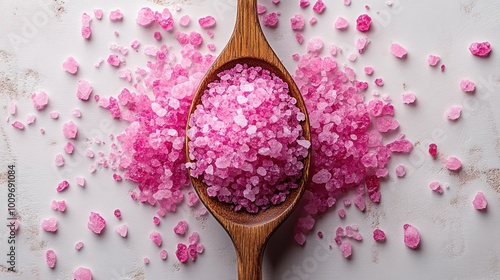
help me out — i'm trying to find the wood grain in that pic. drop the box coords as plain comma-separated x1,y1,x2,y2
185,0,311,279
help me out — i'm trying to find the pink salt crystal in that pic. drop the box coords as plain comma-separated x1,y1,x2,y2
290,14,305,30
402,92,416,104
300,0,310,7
257,4,267,14
309,17,317,25
112,173,122,181
155,8,174,31
387,139,413,153
115,224,128,237
131,40,140,50
176,243,189,263
338,209,346,219
307,37,323,53
198,16,216,29
94,9,103,20
153,216,160,226
429,143,438,157
446,106,462,121
187,191,199,207
179,15,190,26
207,44,216,52
31,91,49,110
395,164,406,177
160,249,168,260
376,116,399,132
334,17,349,30
348,54,357,62
153,31,162,41
51,200,67,212
473,192,487,210
77,80,93,101
445,156,462,171
11,121,25,130
63,121,78,139
264,12,279,27
63,57,79,74
189,31,203,47
344,0,351,5
295,33,304,44
107,54,121,67
87,212,106,234
429,181,443,193
109,9,123,21
428,55,440,66
46,250,57,268
272,0,280,3
56,180,69,192
317,231,323,238
136,7,155,26
339,241,352,258
174,220,188,235
73,267,92,280
75,241,84,250
42,218,58,232
460,79,476,93
81,13,92,39
356,37,370,54
26,114,36,125
72,108,82,118
373,229,386,242
150,231,162,247
50,111,59,119
354,195,365,212
114,209,122,219
374,78,384,87
441,64,446,71
375,168,389,178
76,177,85,187
356,14,372,32
312,0,326,14
391,43,407,58
143,257,150,264
403,224,420,249
206,30,214,38
8,101,16,115
469,41,492,57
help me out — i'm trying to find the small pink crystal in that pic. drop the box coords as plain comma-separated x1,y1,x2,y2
64,142,74,154
402,92,416,104
335,17,349,30
403,224,420,249
51,200,67,212
312,0,326,14
55,154,64,167
42,218,58,232
469,42,492,57
94,9,103,20
473,191,487,210
376,116,399,132
11,121,25,130
290,14,305,30
77,80,93,101
428,55,440,66
160,249,168,260
199,16,216,29
339,241,352,258
75,241,84,250
150,231,162,247
307,37,324,53
391,43,407,58
46,250,57,268
264,12,279,27
356,14,372,32
26,114,36,125
31,91,49,110
429,182,443,194
87,212,106,234
445,156,462,171
107,55,121,67
136,7,155,26
56,180,69,192
174,220,188,235
429,143,438,157
63,57,79,74
114,209,122,219
115,224,128,237
76,177,85,187
460,79,476,93
446,106,462,121
176,243,189,263
63,121,78,139
109,9,123,21
73,267,92,280
395,164,406,177
373,229,386,242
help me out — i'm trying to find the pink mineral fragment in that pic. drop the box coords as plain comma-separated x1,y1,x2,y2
42,218,58,232
429,181,443,194
334,17,349,30
87,212,106,234
427,55,440,66
402,92,416,104
51,200,67,212
473,191,487,210
77,80,93,101
307,37,324,53
11,121,25,130
115,224,128,237
428,143,437,157
81,13,92,39
109,9,123,21
76,177,85,187
469,41,492,57
445,106,462,121
31,91,49,110
174,220,188,235
63,57,79,74
290,14,305,30
136,7,155,26
339,241,352,258
160,249,168,260
55,154,65,167
403,224,420,249
199,16,216,29
150,231,162,247
107,54,121,67
391,43,407,58
94,9,103,20
26,114,36,125
445,156,462,171
264,12,279,27
376,116,399,132
312,0,326,14
63,121,78,139
460,79,476,93
73,267,92,280
176,243,188,263
46,250,57,268
56,180,69,192
356,37,370,54
395,164,406,177
75,241,84,250
356,14,372,32
373,229,386,242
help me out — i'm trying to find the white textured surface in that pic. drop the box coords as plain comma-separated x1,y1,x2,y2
0,0,499,279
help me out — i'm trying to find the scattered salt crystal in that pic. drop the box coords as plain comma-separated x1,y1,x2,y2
307,37,323,53
160,249,168,260
153,216,160,226
428,143,438,157
136,7,155,26
356,14,372,32
51,200,67,212
387,139,413,153
75,241,84,250
344,0,351,5
87,212,106,234
76,177,85,187
77,80,93,101
290,14,305,30
376,116,399,132
176,243,189,263
143,257,150,264
50,111,59,119
334,17,349,30
427,55,440,66
31,91,49,110
312,0,326,14
63,57,79,74
42,218,58,232
63,121,78,139
338,209,346,219
309,17,317,25
114,209,122,219
295,33,304,44
257,4,267,14
11,121,25,130
339,241,352,258
72,108,82,118
264,12,279,27
373,229,386,242
107,54,121,67
473,191,487,210
469,41,492,57
199,16,216,29
429,182,443,194
391,43,407,58
374,78,384,87
56,180,69,192
26,114,36,124
445,156,462,171
460,79,476,93
46,250,57,268
73,267,92,280
395,164,406,177
354,195,365,212
445,106,462,121
441,64,446,71
174,220,188,235
207,43,216,52
403,224,420,249
356,37,370,54
402,92,416,104
300,0,310,8
109,9,123,21
8,101,16,115
150,231,162,247
115,224,128,237
94,9,103,20
179,15,190,27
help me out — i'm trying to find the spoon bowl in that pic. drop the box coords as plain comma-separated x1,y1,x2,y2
186,1,311,279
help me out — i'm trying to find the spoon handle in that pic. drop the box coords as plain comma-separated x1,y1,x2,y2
233,226,267,280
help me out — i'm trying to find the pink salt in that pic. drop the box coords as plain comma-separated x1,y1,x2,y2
75,241,84,250
150,231,162,247
387,139,413,153
373,229,386,242
8,101,16,115
160,249,168,260
264,12,279,27
94,9,103,20
56,180,69,192
72,108,82,118
153,216,160,226
300,0,310,8
403,224,420,249
338,209,346,219
307,37,323,53
176,243,189,263
31,91,49,110
473,191,487,210
402,92,416,104
446,106,462,120
179,15,190,27
174,220,188,235
295,33,304,44
51,200,67,212
460,79,476,93
374,78,384,87
107,55,121,67
391,43,407,58
339,241,352,258
46,250,57,268
257,4,267,14
11,121,24,130
312,0,326,14
429,182,443,194
376,116,399,132
445,156,462,171
42,218,58,232
87,212,106,234
309,17,317,25
198,16,216,29
26,114,36,125
356,37,370,54
469,41,492,57
63,121,78,139
344,0,351,5
115,224,128,237
143,257,150,264
136,7,155,26
334,17,349,30
428,55,440,66
81,13,92,39
73,267,92,280
290,14,305,30
395,164,406,177
356,14,372,32
109,9,123,21
76,177,85,187
63,57,79,74
50,111,59,119
114,209,122,219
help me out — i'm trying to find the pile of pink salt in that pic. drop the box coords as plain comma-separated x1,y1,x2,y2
187,64,309,213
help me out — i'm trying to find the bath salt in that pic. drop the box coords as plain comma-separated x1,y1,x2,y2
373,229,386,241
376,116,399,132
402,92,416,104
74,267,92,280
307,37,323,53
339,241,352,258
312,0,326,14
113,173,122,181
160,249,168,260
344,0,351,5
63,57,79,74
76,177,85,187
87,212,106,234
207,43,216,52
473,192,487,210
11,121,24,130
257,4,267,14
8,101,16,115
143,257,150,264
94,9,103,20
290,14,305,30
51,200,67,212
429,182,443,193
395,164,406,177
31,91,49,110
114,209,122,219
75,241,84,250
150,231,162,246
446,106,462,120
300,0,310,8
374,78,384,87
428,55,440,66
174,220,188,235
309,17,317,25
391,43,407,58
63,121,78,139
50,111,59,119
428,143,437,157
176,243,189,263
136,7,155,26
81,13,91,39
338,209,346,219
356,37,370,54
356,14,372,32
199,16,216,29
460,79,476,93
107,55,121,67
189,31,203,47
295,33,304,44
348,54,357,62
115,225,128,237
153,216,160,226
109,9,123,21
56,180,69,192
403,224,420,249
187,64,309,213
387,139,412,153
72,108,82,118
445,156,462,171
334,17,349,30
26,114,36,124
153,32,162,41
441,64,446,71
469,41,491,57
264,12,279,27
46,250,57,268
179,15,190,27
42,218,58,232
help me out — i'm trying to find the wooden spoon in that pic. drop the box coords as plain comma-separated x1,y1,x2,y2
185,0,311,279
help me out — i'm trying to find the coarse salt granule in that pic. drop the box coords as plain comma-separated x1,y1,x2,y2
73,267,92,280
312,0,326,14
176,243,189,263
460,79,476,93
136,7,155,26
264,12,279,27
72,108,82,118
50,111,59,119
56,180,69,192
63,57,79,74
160,249,168,260
114,209,122,219
473,191,487,210
356,37,370,54
87,212,106,234
428,143,438,157
63,121,78,139
307,37,323,53
179,15,191,27
445,106,462,121
94,9,103,20
42,218,58,232
198,16,216,29
339,241,352,258
391,43,407,58
257,4,267,14
31,91,49,110
335,17,349,30
469,41,492,57
445,156,462,171
115,224,128,237
75,241,84,250
300,0,310,7
77,80,93,101
26,114,36,124
403,224,420,249
109,9,123,21
81,13,91,39
376,116,399,132
51,200,67,212
174,220,188,235
356,14,372,32
46,250,57,268
8,101,16,115
373,229,386,242
143,257,150,264
11,121,25,130
76,177,85,187
290,14,305,30
429,182,443,194
428,55,440,66
150,231,162,247
395,164,406,177
402,92,416,104
55,154,65,167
